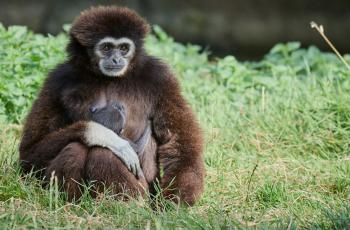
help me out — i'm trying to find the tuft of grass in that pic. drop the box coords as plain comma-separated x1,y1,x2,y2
0,25,349,229
255,181,287,208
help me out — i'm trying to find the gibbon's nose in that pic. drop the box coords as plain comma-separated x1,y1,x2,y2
112,57,124,66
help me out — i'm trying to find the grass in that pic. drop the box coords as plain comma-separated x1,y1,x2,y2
0,24,350,229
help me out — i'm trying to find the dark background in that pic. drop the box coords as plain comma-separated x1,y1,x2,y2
0,0,349,59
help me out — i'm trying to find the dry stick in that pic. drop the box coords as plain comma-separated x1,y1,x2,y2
310,21,350,72
245,163,258,202
243,162,258,228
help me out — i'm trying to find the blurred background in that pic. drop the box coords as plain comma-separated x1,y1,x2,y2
0,0,349,59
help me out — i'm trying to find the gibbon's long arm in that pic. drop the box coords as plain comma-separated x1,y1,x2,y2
21,121,141,175
19,73,141,176
152,69,205,205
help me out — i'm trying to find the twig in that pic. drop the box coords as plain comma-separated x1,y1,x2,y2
310,21,350,72
245,162,258,202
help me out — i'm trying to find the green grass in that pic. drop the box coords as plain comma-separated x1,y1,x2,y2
0,24,350,229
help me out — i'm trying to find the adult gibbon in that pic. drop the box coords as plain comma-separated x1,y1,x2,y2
19,6,205,205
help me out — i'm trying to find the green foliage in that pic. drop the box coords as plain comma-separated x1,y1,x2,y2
0,24,350,229
0,24,67,123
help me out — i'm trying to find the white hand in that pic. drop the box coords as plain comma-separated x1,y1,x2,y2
85,121,141,176
108,138,142,176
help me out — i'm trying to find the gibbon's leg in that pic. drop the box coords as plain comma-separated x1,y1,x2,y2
85,147,148,200
45,142,88,201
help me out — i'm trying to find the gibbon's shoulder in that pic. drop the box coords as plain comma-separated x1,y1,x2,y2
42,63,78,93
141,55,179,90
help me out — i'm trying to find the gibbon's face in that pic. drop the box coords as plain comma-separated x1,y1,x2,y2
94,37,135,77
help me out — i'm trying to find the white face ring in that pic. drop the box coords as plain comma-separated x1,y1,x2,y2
94,37,136,77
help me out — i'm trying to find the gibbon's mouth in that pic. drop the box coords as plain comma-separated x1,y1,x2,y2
100,64,128,77
99,61,128,77
104,65,124,71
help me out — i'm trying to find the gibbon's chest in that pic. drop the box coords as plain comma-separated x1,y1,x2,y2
93,83,153,141
64,79,153,141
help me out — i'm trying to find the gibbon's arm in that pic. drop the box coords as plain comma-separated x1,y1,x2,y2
20,121,141,175
19,79,141,176
152,72,205,205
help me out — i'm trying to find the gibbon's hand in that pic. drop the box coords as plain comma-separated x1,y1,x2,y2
85,121,141,176
109,138,142,176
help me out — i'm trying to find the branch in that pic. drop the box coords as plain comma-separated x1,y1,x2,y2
310,21,350,72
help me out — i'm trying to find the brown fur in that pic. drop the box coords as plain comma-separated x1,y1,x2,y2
19,6,204,205
45,142,88,201
85,146,148,199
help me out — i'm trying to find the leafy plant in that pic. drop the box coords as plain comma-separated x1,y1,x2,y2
0,24,67,123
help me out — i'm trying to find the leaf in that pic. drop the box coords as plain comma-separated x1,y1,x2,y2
8,26,28,40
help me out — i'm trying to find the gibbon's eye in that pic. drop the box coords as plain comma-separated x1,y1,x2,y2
102,43,113,52
119,43,129,53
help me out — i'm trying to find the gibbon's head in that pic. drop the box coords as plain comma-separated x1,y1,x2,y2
68,6,150,77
